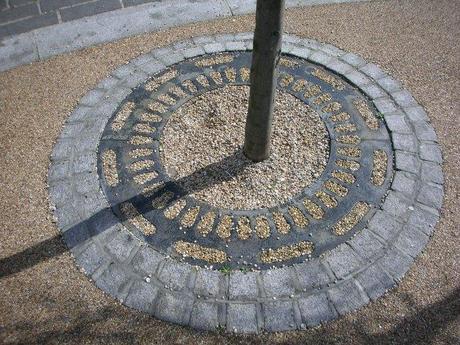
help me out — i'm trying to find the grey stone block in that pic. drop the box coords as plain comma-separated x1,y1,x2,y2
194,269,221,297
394,225,430,258
359,63,385,80
348,229,385,261
395,151,420,174
155,291,193,325
391,90,417,107
75,242,106,275
192,35,216,45
382,192,412,221
182,46,205,59
420,142,442,163
298,293,337,327
105,231,139,262
355,264,394,300
131,53,155,67
374,99,398,115
152,47,174,59
326,58,353,75
323,244,364,279
244,40,253,50
360,83,386,99
417,183,443,209
343,70,371,87
203,42,225,54
125,280,158,313
226,303,258,333
131,245,163,276
68,105,91,122
385,114,412,134
376,76,402,92
190,301,219,331
328,279,369,315
72,152,96,174
214,33,235,43
156,53,183,67
95,262,130,298
123,70,149,89
60,0,122,22
262,267,296,297
229,271,259,300
413,121,438,141
112,62,136,79
309,50,332,65
290,46,312,60
225,41,246,51
157,260,192,291
340,52,365,67
404,106,429,122
49,181,73,207
294,260,331,290
391,171,417,196
96,76,120,91
377,247,412,281
407,204,439,235
368,210,403,242
421,161,444,184
139,60,165,75
172,39,194,50
392,133,418,152
263,300,296,332
62,221,90,250
233,32,253,41
73,171,100,196
320,43,345,57
60,122,86,139
54,202,81,231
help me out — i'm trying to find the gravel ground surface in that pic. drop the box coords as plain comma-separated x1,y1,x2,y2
0,0,459,344
161,85,329,210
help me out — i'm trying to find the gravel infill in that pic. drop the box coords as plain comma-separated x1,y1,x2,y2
161,85,329,210
0,0,459,344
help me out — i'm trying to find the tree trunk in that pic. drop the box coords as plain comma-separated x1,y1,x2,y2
243,0,285,162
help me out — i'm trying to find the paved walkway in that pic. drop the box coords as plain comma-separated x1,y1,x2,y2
0,0,368,71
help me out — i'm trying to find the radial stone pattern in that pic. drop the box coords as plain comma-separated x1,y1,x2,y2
49,34,444,333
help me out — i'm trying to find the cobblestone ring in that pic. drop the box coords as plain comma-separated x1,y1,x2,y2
48,33,444,333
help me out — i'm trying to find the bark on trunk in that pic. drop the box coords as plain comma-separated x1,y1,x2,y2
243,0,285,162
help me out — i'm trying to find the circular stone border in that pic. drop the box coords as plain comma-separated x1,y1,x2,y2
48,33,444,334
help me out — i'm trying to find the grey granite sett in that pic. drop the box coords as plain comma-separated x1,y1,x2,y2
123,70,149,89
294,259,332,290
112,63,136,79
343,70,371,87
290,46,312,60
131,245,163,276
54,202,81,232
368,210,403,242
385,114,412,133
421,161,444,184
244,40,253,50
75,242,107,276
382,192,412,221
131,53,155,68
262,267,296,297
391,171,417,196
182,46,206,59
194,269,221,297
328,279,369,316
229,271,259,300
420,142,442,163
173,40,194,50
105,231,139,262
152,47,174,59
359,83,386,99
323,244,364,279
395,151,421,174
190,301,219,330
60,122,86,139
155,291,194,325
155,53,183,68
348,229,385,261
417,183,443,209
298,293,337,327
263,300,296,332
373,99,398,115
95,263,130,298
308,50,332,65
80,88,105,106
377,247,412,281
376,76,402,93
203,42,225,54
49,182,73,207
233,32,253,41
68,105,91,123
404,106,429,122
320,43,345,57
192,35,216,45
48,160,71,182
391,90,417,107
214,33,236,43
392,133,418,152
414,121,438,142
326,58,353,75
125,280,158,313
355,264,394,301
407,204,439,235
225,41,246,51
394,225,430,258
340,52,366,67
359,63,385,80
283,35,303,45
226,303,258,333
157,260,192,291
